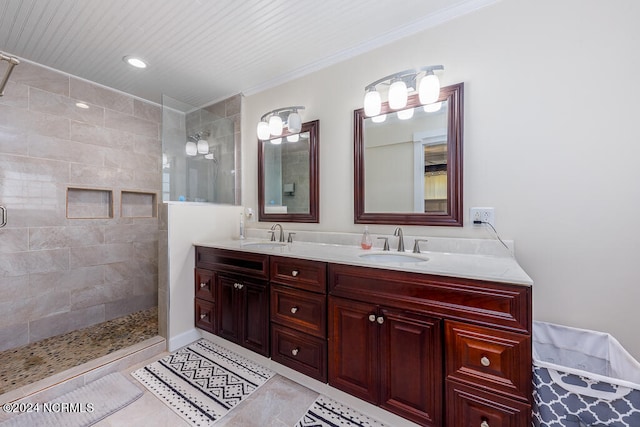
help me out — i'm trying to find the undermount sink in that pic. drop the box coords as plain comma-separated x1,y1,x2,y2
359,252,429,264
241,241,287,249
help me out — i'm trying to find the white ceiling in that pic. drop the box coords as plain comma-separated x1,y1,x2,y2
0,0,496,107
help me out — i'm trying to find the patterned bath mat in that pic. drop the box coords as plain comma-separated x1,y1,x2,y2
132,339,275,426
295,395,387,427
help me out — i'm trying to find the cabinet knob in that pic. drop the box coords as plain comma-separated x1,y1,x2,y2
290,306,298,314
234,282,243,289
200,282,207,288
480,356,491,367
369,314,376,322
200,313,207,320
481,421,489,427
291,270,299,277
376,316,384,324
291,348,299,356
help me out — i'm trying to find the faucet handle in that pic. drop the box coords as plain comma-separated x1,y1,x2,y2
377,237,390,251
268,230,276,241
413,239,429,253
287,232,296,243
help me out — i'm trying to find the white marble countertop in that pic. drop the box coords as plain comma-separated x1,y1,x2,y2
194,237,533,287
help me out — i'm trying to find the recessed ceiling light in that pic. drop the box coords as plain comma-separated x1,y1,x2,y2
75,102,89,109
123,56,147,69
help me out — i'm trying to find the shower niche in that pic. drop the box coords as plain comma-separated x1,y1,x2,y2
161,95,241,204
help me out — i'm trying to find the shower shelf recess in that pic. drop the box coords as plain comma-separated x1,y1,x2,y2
66,187,113,219
121,190,157,218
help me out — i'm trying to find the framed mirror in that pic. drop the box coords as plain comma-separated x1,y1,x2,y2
258,120,319,223
354,83,463,226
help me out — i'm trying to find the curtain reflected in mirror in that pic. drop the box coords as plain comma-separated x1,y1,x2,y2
258,120,319,223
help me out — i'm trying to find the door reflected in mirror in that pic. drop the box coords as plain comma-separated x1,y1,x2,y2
355,83,463,226
258,120,319,223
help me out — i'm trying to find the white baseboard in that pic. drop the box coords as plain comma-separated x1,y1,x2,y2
168,327,201,352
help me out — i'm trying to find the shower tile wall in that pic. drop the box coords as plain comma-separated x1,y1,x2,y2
0,61,161,352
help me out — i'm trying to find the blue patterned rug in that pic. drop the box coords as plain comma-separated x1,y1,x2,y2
132,339,275,426
295,395,387,427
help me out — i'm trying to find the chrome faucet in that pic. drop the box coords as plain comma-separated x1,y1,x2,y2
270,223,285,242
393,227,405,252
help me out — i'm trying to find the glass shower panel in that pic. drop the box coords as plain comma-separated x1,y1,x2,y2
161,95,238,204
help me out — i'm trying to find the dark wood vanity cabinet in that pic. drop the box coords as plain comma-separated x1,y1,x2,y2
328,263,532,427
269,256,328,382
194,247,533,426
195,247,270,357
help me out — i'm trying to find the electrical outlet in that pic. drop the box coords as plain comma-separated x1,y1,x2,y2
470,207,495,227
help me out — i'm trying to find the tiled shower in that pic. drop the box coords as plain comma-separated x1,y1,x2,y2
0,60,162,352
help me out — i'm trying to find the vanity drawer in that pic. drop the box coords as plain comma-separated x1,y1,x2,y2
271,284,326,338
445,320,531,401
196,246,269,279
446,380,531,426
195,268,215,301
195,298,215,332
271,324,327,382
270,256,327,293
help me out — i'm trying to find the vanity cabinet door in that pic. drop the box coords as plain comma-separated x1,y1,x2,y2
328,296,379,404
216,274,270,357
379,308,443,426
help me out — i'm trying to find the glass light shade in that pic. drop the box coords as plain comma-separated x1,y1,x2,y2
185,141,197,156
397,108,414,120
197,139,209,154
257,121,270,140
388,80,408,110
423,102,442,113
270,137,282,145
287,134,300,143
269,115,283,136
287,111,302,133
364,90,382,117
418,73,440,105
371,114,387,123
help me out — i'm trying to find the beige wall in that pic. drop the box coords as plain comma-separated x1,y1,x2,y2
0,62,161,351
242,0,640,359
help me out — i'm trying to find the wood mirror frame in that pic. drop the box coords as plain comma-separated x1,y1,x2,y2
258,119,319,223
354,83,463,226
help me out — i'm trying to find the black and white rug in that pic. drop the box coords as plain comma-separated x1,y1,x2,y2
132,339,275,426
295,395,387,427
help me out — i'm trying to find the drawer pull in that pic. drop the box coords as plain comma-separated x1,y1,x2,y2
200,313,207,320
291,270,299,277
369,314,376,322
200,282,207,288
376,316,384,324
290,306,299,314
480,356,491,367
234,282,243,289
481,421,489,427
291,348,299,356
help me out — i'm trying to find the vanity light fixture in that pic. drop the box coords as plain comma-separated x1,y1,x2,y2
363,65,443,117
256,106,305,140
185,131,210,156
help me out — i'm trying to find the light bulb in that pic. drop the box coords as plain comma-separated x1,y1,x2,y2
257,121,270,140
269,115,283,136
287,111,302,133
197,139,209,154
371,114,387,123
185,141,197,156
418,73,440,105
423,102,442,113
364,90,382,117
287,134,300,143
397,108,414,120
270,137,282,145
388,80,408,110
